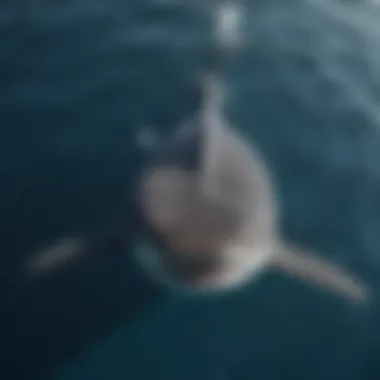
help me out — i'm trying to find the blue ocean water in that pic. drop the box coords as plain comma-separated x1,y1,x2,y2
1,1,380,379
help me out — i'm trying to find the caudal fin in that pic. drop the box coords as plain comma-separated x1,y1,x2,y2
198,0,241,123
271,243,370,302
192,2,243,199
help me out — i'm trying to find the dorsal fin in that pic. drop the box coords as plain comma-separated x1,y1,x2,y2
195,73,229,199
197,72,226,127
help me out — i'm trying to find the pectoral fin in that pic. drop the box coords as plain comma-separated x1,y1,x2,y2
25,236,86,276
270,242,370,302
136,126,161,151
24,228,129,278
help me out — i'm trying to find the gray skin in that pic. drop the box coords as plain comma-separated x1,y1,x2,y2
26,73,370,302
134,75,277,293
135,74,370,300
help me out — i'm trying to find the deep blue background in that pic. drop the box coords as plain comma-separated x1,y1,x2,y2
1,1,380,379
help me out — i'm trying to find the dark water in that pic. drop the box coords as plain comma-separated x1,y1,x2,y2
2,1,380,379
